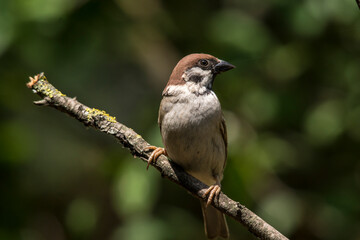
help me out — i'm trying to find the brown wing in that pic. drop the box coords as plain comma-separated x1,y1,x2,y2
158,100,164,132
158,96,170,133
158,89,178,132
220,114,228,169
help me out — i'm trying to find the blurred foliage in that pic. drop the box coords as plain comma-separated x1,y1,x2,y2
0,0,359,239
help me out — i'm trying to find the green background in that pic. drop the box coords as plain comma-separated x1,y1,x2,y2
0,0,359,239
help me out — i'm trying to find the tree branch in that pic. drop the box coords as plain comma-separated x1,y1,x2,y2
27,73,288,240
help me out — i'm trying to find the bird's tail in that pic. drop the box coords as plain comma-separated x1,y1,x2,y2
200,201,229,239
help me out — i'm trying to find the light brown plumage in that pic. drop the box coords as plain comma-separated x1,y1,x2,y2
147,53,234,239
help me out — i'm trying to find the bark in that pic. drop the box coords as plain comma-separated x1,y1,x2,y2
27,73,289,240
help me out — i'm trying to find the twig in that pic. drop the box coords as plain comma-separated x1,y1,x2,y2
27,73,289,240
357,0,360,9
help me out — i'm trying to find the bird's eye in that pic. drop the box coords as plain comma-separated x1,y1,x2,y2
199,59,209,67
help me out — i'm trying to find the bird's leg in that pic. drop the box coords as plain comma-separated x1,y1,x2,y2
144,146,167,170
203,180,222,207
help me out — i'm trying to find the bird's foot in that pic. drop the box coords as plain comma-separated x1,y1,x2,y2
144,146,167,170
203,184,221,207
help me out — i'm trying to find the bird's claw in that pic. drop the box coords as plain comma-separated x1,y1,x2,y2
144,146,166,170
203,184,221,207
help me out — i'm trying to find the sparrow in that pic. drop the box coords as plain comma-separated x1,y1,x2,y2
146,53,234,239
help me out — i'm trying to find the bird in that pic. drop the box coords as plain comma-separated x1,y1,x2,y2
146,53,235,239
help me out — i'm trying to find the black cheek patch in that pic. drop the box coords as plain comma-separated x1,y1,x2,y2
189,75,202,83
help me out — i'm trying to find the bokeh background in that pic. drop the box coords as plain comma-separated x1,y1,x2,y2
1,0,359,239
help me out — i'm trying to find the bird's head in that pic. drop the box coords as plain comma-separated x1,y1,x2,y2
164,53,235,95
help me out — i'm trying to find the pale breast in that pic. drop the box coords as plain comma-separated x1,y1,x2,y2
160,86,226,185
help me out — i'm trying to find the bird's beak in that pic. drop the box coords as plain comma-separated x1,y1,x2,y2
214,60,235,74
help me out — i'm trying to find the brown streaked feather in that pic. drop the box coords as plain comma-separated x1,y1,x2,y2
220,115,228,169
158,96,172,132
158,99,165,131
